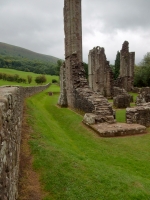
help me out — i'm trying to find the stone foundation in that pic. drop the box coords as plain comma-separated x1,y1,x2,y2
0,84,50,200
90,123,146,137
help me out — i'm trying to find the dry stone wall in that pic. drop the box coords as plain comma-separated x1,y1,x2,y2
0,84,50,200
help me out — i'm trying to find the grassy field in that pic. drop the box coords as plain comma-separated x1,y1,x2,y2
0,68,58,86
26,84,150,200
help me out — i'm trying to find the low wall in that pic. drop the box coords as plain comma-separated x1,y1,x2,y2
126,103,150,127
0,83,50,200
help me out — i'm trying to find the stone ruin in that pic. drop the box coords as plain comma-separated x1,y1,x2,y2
58,0,115,124
88,41,135,97
126,103,150,127
136,87,150,105
113,87,131,108
58,0,146,136
88,46,113,97
114,41,135,92
126,87,150,127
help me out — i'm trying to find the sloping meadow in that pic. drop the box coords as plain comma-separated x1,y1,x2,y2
26,84,150,200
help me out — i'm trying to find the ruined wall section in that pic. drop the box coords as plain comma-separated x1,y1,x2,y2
118,41,135,91
0,84,50,200
126,103,150,127
88,47,113,97
67,54,115,123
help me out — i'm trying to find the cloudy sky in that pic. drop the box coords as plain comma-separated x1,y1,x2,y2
0,0,149,64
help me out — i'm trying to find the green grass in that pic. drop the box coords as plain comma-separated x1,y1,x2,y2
26,85,150,200
0,68,58,86
116,109,126,123
129,92,138,102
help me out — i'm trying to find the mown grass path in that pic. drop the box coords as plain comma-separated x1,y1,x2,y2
26,85,150,200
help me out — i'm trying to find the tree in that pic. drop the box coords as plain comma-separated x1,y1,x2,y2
134,53,150,87
56,59,63,75
83,62,88,79
27,75,32,84
114,51,120,80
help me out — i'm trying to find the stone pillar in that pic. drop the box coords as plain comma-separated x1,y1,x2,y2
64,0,82,62
119,41,135,91
120,41,129,77
64,0,83,107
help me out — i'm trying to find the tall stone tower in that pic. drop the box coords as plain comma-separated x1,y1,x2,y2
64,0,82,62
63,0,83,107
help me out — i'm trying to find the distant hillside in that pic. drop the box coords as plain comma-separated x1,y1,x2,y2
0,42,60,63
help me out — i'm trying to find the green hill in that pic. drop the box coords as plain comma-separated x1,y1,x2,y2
0,42,60,63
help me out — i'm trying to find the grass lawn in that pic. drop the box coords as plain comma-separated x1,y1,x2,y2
26,84,150,200
0,68,58,86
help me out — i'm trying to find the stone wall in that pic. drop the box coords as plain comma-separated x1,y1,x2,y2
136,87,150,106
118,41,135,91
113,94,130,108
59,54,115,124
140,87,150,102
0,83,50,200
88,46,113,97
126,103,150,127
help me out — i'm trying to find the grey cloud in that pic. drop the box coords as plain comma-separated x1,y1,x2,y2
83,0,150,32
0,0,149,64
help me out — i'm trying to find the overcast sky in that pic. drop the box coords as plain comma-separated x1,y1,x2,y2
0,0,149,64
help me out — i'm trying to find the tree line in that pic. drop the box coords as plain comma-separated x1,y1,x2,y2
112,52,150,87
0,55,61,75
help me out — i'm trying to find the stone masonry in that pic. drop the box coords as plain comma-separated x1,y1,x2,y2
126,103,150,127
118,41,135,91
88,46,113,97
113,87,132,108
58,0,115,124
0,84,50,200
136,87,150,106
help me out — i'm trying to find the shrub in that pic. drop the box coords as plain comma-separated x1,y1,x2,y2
52,79,57,83
35,75,47,84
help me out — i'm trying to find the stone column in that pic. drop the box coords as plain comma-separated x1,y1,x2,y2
64,0,83,107
64,0,82,62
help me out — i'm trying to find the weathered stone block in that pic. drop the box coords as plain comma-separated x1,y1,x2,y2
126,104,150,127
83,113,96,125
113,94,130,108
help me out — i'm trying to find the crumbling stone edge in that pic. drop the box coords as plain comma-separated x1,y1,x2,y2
0,83,50,200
